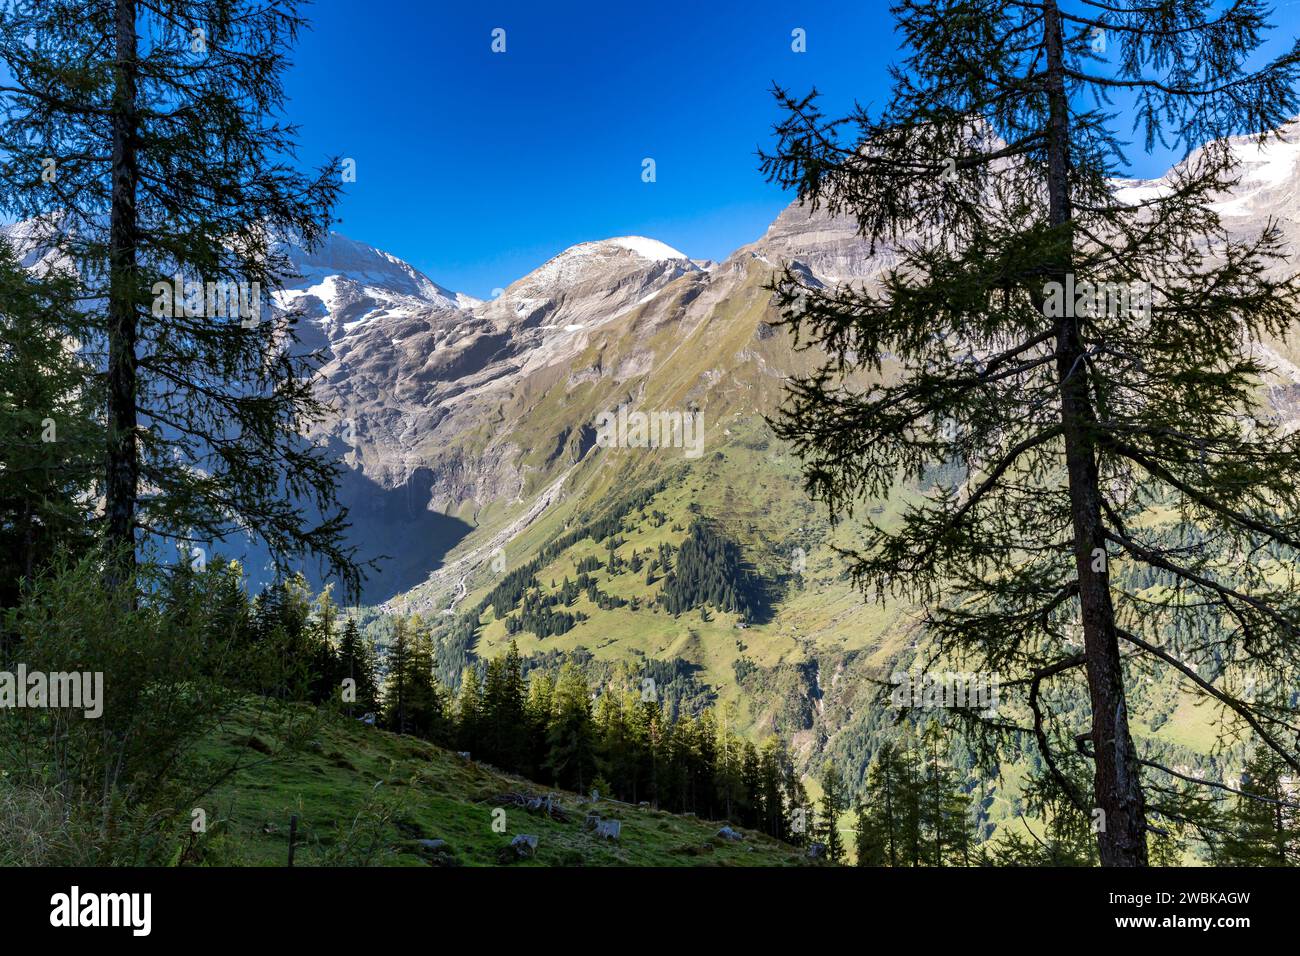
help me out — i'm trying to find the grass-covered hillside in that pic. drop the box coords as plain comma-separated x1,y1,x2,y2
195,705,808,867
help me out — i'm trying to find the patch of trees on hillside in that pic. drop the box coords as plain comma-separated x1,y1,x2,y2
446,645,811,838
658,520,761,620
502,587,587,637
482,483,666,605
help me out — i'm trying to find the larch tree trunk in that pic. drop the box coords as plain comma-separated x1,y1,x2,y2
106,0,140,577
1043,0,1148,867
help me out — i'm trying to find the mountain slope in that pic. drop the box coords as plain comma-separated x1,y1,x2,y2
201,705,806,867
280,123,1300,826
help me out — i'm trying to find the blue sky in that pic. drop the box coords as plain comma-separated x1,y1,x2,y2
284,0,1300,298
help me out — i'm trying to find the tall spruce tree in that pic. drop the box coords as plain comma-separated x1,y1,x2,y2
859,739,926,866
817,759,849,864
524,671,556,778
714,702,745,821
866,742,907,867
337,616,379,717
455,666,485,756
745,739,769,832
305,586,341,704
545,662,598,794
482,641,527,768
0,0,354,588
404,618,449,742
853,801,875,866
763,0,1300,865
382,616,413,736
919,721,976,865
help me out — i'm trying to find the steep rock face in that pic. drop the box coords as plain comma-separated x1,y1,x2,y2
274,231,481,361
1111,120,1300,233
307,236,710,492
740,201,892,283
1212,120,1300,227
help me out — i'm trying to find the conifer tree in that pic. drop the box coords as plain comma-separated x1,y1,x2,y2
405,619,450,742
872,743,904,867
593,689,628,797
859,741,916,866
0,0,354,587
817,759,849,864
919,720,976,865
763,0,1300,866
482,656,510,764
643,697,667,807
853,800,879,867
545,662,598,794
660,714,689,811
940,781,976,867
693,708,719,818
203,556,251,650
337,616,379,717
757,737,787,838
523,671,557,778
245,572,315,700
455,666,485,756
738,739,761,828
305,589,341,704
380,616,448,740
382,616,413,736
617,689,648,804
714,703,745,821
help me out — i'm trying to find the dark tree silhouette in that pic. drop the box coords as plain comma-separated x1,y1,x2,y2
0,0,354,589
763,0,1300,865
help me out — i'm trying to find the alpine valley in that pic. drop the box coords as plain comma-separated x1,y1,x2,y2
270,120,1300,836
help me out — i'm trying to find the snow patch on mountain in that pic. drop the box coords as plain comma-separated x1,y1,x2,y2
285,232,465,304
1112,178,1170,206
469,235,702,335
1213,124,1300,217
1111,121,1300,219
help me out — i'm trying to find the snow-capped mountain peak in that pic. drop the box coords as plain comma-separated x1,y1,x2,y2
508,236,693,288
283,231,474,307
274,231,480,343
473,235,701,331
